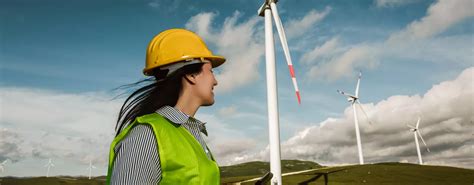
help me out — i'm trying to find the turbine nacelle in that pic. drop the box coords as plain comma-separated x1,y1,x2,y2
347,97,357,103
337,90,358,103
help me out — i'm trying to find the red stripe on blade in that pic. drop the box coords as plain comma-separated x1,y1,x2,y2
288,65,295,77
296,91,301,104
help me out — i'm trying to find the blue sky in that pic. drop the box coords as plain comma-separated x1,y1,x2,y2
1,0,473,177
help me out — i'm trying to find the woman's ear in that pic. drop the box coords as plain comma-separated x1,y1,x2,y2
184,74,197,85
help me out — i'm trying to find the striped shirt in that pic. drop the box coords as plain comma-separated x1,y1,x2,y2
110,106,211,185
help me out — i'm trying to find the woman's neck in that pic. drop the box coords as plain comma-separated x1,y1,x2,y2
174,93,200,117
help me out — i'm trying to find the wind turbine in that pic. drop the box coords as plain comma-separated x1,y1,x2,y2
87,160,96,180
258,0,302,184
44,158,55,177
337,71,371,164
407,117,430,164
0,159,8,173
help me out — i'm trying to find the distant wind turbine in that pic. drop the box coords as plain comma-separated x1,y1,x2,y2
407,117,430,164
337,71,372,164
87,160,96,180
44,158,55,177
0,159,8,173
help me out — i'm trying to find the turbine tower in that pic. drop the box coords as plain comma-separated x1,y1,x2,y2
258,0,302,184
337,71,371,164
87,159,96,180
407,117,430,164
44,158,55,177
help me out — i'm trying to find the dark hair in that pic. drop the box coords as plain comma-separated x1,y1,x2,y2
115,63,204,136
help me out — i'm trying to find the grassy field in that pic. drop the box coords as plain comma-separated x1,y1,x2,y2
277,162,474,185
1,160,473,185
229,162,474,185
221,160,321,180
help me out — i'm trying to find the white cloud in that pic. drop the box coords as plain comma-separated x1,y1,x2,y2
197,67,473,169
186,11,264,93
303,0,474,81
280,67,474,168
382,35,474,65
148,0,181,11
0,86,268,174
300,36,340,65
285,7,332,40
307,44,378,81
0,128,26,163
185,12,216,42
387,0,474,42
0,87,120,173
196,112,263,165
218,105,237,117
185,8,332,92
375,0,419,8
0,86,267,174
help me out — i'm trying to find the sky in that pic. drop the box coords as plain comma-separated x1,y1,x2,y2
0,0,473,177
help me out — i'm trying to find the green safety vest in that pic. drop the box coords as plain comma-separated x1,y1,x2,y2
106,113,220,185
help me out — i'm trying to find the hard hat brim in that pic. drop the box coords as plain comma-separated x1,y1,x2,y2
143,55,226,76
205,55,226,68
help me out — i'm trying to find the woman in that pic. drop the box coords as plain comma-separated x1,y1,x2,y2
106,28,226,185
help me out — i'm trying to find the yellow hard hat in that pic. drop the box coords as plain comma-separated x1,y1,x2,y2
144,28,226,76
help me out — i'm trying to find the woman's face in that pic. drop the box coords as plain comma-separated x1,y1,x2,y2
194,62,218,106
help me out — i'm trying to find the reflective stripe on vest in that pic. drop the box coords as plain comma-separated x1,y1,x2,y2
106,113,220,185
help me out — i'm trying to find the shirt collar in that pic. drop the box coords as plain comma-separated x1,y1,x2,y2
155,106,208,136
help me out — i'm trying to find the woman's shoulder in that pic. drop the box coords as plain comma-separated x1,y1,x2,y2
135,112,178,130
136,112,165,123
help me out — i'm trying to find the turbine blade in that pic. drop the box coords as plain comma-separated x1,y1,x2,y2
356,101,372,125
337,90,346,95
406,124,415,129
416,117,421,129
270,2,301,104
337,90,356,98
355,71,361,98
417,130,430,152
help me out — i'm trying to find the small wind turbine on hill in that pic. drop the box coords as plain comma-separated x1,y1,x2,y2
407,117,430,164
0,159,8,173
44,158,55,177
337,71,371,164
87,159,96,180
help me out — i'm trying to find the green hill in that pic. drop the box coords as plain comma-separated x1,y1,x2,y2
224,162,474,185
1,161,473,185
220,160,321,183
221,160,321,177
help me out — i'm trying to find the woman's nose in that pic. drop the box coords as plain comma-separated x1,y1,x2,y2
213,76,218,86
